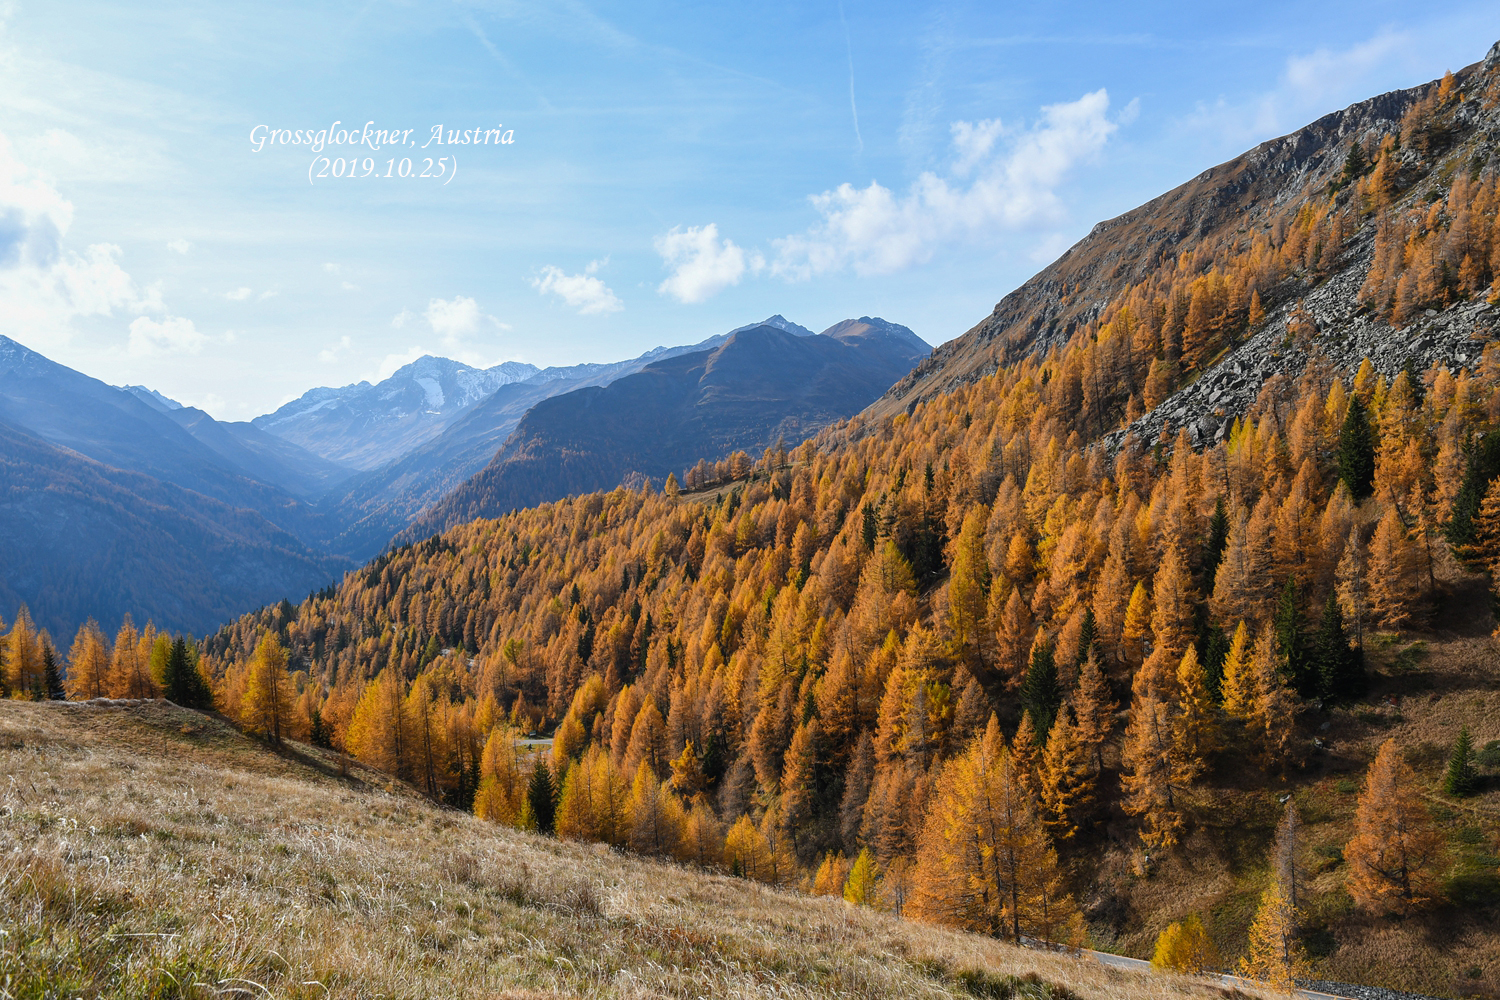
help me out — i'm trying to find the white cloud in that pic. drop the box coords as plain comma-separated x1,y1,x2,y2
318,335,352,363
532,263,623,314
257,289,277,301
166,238,192,255
0,132,162,349
381,295,513,368
225,286,251,301
323,262,341,274
654,224,760,304
340,280,358,291
127,315,206,356
425,295,485,342
772,89,1119,280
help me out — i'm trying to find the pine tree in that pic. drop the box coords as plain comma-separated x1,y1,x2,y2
1019,634,1062,738
163,636,213,709
1272,578,1311,696
1313,593,1364,703
1444,726,1478,797
1337,394,1378,500
241,633,291,744
528,758,557,834
1239,883,1304,992
1204,496,1230,581
1345,738,1444,914
41,641,64,701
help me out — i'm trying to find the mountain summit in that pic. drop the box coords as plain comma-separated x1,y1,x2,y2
252,357,542,470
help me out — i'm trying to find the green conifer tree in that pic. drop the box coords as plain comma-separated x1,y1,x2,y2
1020,638,1062,739
42,641,64,701
528,758,558,834
1445,726,1478,797
1273,578,1313,696
1337,395,1378,501
1314,594,1365,703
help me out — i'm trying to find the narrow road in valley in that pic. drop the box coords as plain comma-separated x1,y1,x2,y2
1024,939,1354,1000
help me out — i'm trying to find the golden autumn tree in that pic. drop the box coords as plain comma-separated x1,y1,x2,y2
346,668,411,777
108,618,154,700
1345,738,1444,914
1038,704,1092,840
6,607,43,697
1219,620,1255,719
1149,544,1197,660
240,633,292,744
1239,882,1304,992
1151,914,1219,974
65,619,111,701
910,716,1080,944
626,759,686,857
843,847,878,905
1120,692,1189,851
1072,649,1115,773
474,724,526,825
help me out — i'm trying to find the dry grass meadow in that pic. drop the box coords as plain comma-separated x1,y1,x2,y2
0,699,1262,1000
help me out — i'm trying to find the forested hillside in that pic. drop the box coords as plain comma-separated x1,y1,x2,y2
15,45,1500,998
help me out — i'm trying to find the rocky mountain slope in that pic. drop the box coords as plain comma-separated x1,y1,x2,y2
400,317,928,541
867,42,1500,431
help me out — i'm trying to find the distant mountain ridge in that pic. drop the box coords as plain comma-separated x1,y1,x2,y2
400,317,929,542
297,316,825,560
252,357,542,470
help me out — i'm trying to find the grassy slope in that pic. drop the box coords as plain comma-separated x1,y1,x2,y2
2,700,1243,1000
1080,555,1500,998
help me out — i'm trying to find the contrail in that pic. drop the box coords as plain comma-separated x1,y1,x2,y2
838,0,863,155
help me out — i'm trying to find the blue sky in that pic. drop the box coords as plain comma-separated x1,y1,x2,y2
0,1,1494,419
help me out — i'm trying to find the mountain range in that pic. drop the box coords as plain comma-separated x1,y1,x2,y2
0,315,925,637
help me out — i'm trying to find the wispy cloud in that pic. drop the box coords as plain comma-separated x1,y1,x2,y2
1182,30,1414,144
127,315,206,356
